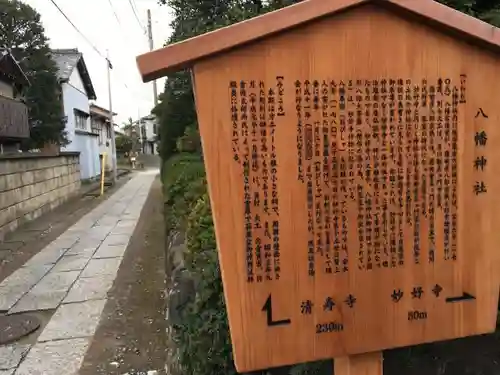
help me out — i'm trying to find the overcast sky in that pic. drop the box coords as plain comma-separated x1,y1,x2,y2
26,0,173,125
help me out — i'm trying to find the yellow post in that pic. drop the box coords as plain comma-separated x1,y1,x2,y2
100,152,107,196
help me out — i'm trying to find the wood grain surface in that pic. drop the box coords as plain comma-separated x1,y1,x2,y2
191,5,500,372
335,352,383,375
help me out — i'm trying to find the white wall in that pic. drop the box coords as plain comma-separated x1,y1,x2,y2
97,121,114,170
68,67,86,94
140,118,158,155
143,118,157,141
74,133,100,180
61,82,89,149
61,68,100,180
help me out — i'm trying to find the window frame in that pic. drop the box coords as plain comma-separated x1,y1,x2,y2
74,109,89,131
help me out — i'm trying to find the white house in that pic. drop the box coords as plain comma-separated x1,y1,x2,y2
51,48,100,180
89,103,116,171
138,114,158,155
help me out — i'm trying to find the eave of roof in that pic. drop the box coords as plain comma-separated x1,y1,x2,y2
76,55,97,100
89,103,117,116
51,49,97,100
136,0,500,82
141,114,156,121
51,49,80,81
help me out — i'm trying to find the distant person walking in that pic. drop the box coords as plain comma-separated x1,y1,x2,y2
129,151,138,169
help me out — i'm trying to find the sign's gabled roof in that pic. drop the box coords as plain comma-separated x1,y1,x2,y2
137,0,500,82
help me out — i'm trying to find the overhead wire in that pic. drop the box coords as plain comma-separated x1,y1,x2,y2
105,0,150,98
47,0,106,59
47,0,155,115
107,0,122,27
106,0,147,63
128,0,147,34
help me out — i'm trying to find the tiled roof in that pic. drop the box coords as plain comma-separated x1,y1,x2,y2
51,48,81,81
51,48,97,100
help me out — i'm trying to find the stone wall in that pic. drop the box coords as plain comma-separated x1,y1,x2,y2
0,152,81,239
165,229,189,375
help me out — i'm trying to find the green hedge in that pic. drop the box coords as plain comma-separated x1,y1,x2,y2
178,193,237,375
163,153,206,232
162,153,236,375
163,153,330,375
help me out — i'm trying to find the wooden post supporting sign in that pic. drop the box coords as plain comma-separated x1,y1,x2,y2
137,1,500,373
335,353,382,375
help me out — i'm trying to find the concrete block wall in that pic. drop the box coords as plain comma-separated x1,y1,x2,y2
0,152,81,239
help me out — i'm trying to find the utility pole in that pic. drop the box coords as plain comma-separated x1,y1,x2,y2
106,50,117,183
147,9,158,106
131,118,139,154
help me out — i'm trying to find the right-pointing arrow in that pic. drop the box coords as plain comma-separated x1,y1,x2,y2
445,292,476,303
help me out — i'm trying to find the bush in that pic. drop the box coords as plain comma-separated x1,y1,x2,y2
174,193,237,375
162,153,331,375
162,153,204,190
176,124,202,154
115,134,133,154
162,153,206,232
162,153,236,375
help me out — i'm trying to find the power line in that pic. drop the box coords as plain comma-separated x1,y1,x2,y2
47,0,154,113
130,0,137,12
47,0,106,59
47,0,126,94
106,0,146,64
109,64,154,101
107,0,122,27
128,0,147,34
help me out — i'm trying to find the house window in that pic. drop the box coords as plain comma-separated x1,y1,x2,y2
91,118,103,144
153,123,158,134
74,109,89,130
106,122,111,138
91,118,100,132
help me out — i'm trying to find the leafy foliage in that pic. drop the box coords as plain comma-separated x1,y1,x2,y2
153,0,305,161
439,0,500,25
153,71,197,160
161,153,232,372
162,153,237,375
115,133,132,154
162,153,206,231
176,124,202,153
176,193,237,375
0,0,67,148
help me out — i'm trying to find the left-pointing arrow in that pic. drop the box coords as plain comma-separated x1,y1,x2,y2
262,294,291,327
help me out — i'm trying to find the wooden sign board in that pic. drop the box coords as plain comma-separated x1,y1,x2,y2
138,0,500,372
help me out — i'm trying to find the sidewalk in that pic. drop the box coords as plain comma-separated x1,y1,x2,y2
0,170,132,284
0,169,159,375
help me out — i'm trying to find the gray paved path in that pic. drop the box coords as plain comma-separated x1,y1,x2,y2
0,170,158,375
